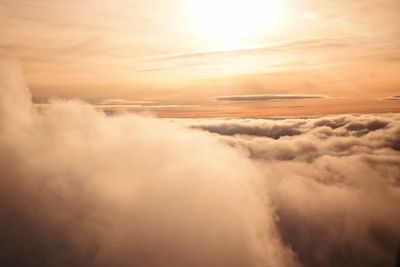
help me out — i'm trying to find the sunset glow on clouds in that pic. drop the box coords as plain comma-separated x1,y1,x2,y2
1,57,400,266
0,1,399,266
0,0,399,116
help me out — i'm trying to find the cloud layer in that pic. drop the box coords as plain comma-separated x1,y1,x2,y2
0,60,298,267
184,114,400,266
1,59,400,267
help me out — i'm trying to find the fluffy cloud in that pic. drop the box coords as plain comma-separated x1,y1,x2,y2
0,60,297,267
190,119,305,139
184,114,400,267
1,59,399,267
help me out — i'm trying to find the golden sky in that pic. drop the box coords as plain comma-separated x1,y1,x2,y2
1,0,399,117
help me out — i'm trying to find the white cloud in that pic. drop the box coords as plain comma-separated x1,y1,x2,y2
0,59,297,267
1,59,399,267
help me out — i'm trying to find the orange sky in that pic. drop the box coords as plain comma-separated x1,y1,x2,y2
0,0,399,117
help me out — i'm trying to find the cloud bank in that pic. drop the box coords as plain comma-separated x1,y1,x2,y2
0,60,297,267
184,114,400,267
1,59,400,267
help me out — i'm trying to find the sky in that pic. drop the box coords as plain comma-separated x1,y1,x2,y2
0,0,399,117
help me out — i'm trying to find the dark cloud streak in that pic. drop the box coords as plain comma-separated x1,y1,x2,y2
215,94,325,102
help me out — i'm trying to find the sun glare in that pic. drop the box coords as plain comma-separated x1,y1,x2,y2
189,0,285,46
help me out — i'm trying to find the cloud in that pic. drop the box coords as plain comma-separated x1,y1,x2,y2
137,38,353,63
185,114,400,267
345,119,388,133
34,98,200,116
0,59,298,267
215,94,325,102
383,96,400,101
98,98,156,105
1,59,400,267
190,119,305,139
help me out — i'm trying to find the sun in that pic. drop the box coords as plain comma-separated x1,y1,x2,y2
188,0,285,46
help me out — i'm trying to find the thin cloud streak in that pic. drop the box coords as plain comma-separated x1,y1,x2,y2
98,99,156,105
119,38,353,63
383,96,400,101
215,94,326,102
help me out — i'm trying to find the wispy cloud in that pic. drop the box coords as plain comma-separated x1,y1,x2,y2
98,99,156,105
124,38,353,63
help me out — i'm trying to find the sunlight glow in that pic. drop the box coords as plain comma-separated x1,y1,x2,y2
189,0,285,45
